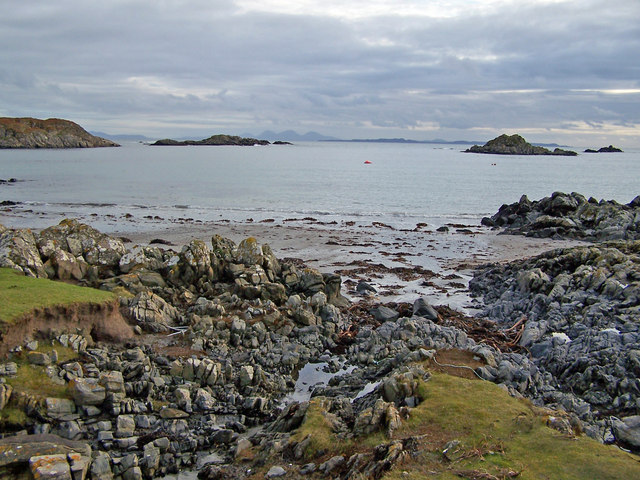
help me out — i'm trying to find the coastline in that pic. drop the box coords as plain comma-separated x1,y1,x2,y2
0,209,586,311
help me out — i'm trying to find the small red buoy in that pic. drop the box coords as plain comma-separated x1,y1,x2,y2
364,160,372,164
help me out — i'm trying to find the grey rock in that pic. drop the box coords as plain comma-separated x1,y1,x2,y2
0,227,46,277
412,297,439,320
265,466,286,478
611,416,640,449
69,378,106,406
370,305,399,322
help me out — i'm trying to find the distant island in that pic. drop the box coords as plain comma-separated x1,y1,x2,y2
0,117,119,149
584,145,623,153
151,134,274,146
465,134,577,156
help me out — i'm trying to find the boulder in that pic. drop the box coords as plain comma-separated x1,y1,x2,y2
168,239,217,288
69,378,106,406
0,434,91,474
412,297,439,321
0,384,13,410
0,227,46,277
370,305,399,322
265,465,286,478
50,249,88,281
128,291,181,333
611,416,640,449
38,219,126,269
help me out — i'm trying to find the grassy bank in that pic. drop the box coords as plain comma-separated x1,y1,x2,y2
285,371,640,479
0,267,114,324
389,372,640,479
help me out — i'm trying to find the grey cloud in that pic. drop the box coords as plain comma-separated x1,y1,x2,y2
0,0,639,143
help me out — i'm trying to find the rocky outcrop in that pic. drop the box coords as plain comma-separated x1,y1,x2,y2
151,134,269,146
465,134,577,156
3,217,638,477
584,145,623,153
0,117,119,149
470,240,640,442
481,191,640,241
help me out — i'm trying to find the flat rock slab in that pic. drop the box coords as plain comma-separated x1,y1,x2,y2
0,433,91,467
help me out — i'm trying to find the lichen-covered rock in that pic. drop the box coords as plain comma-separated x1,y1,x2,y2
69,378,106,406
167,239,218,289
0,384,13,410
38,219,126,271
50,249,88,281
127,291,181,333
0,227,46,277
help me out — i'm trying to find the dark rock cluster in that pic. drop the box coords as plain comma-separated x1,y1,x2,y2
465,134,577,156
470,240,640,446
482,191,640,241
151,134,270,146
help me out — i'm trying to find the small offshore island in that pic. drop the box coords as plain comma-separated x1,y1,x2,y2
0,118,119,149
151,134,288,146
466,134,578,156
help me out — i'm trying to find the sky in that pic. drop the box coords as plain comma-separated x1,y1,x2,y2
1,0,639,146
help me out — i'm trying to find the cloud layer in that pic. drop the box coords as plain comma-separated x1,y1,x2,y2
1,0,639,145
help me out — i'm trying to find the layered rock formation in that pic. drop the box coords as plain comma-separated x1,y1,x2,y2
151,134,270,146
465,134,577,156
1,218,639,478
470,240,640,443
0,117,119,149
481,191,640,241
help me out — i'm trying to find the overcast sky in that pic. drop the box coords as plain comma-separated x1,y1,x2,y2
1,0,639,145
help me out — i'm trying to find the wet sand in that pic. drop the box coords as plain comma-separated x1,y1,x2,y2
111,219,585,312
1,207,584,311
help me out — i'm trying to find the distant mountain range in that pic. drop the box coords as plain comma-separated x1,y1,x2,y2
91,132,153,142
242,130,339,142
321,137,481,145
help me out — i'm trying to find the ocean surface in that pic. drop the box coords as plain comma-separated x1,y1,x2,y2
1,141,639,233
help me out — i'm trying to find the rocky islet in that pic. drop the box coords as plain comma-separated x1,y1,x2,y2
465,133,578,156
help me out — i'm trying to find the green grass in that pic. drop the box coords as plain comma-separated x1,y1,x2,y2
384,373,640,480
0,267,114,324
291,397,355,458
5,343,78,399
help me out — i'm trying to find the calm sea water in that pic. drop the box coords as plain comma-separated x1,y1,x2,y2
1,141,638,231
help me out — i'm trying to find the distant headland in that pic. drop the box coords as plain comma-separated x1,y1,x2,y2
465,134,577,156
151,134,283,146
0,117,119,149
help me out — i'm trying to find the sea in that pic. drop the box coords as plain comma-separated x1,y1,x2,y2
1,141,638,233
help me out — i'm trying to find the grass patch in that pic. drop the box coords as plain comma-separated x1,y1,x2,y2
6,362,69,399
0,267,114,324
5,343,77,400
0,407,29,426
291,397,355,459
384,373,640,480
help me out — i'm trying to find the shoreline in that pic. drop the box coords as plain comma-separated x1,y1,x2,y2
1,210,585,311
